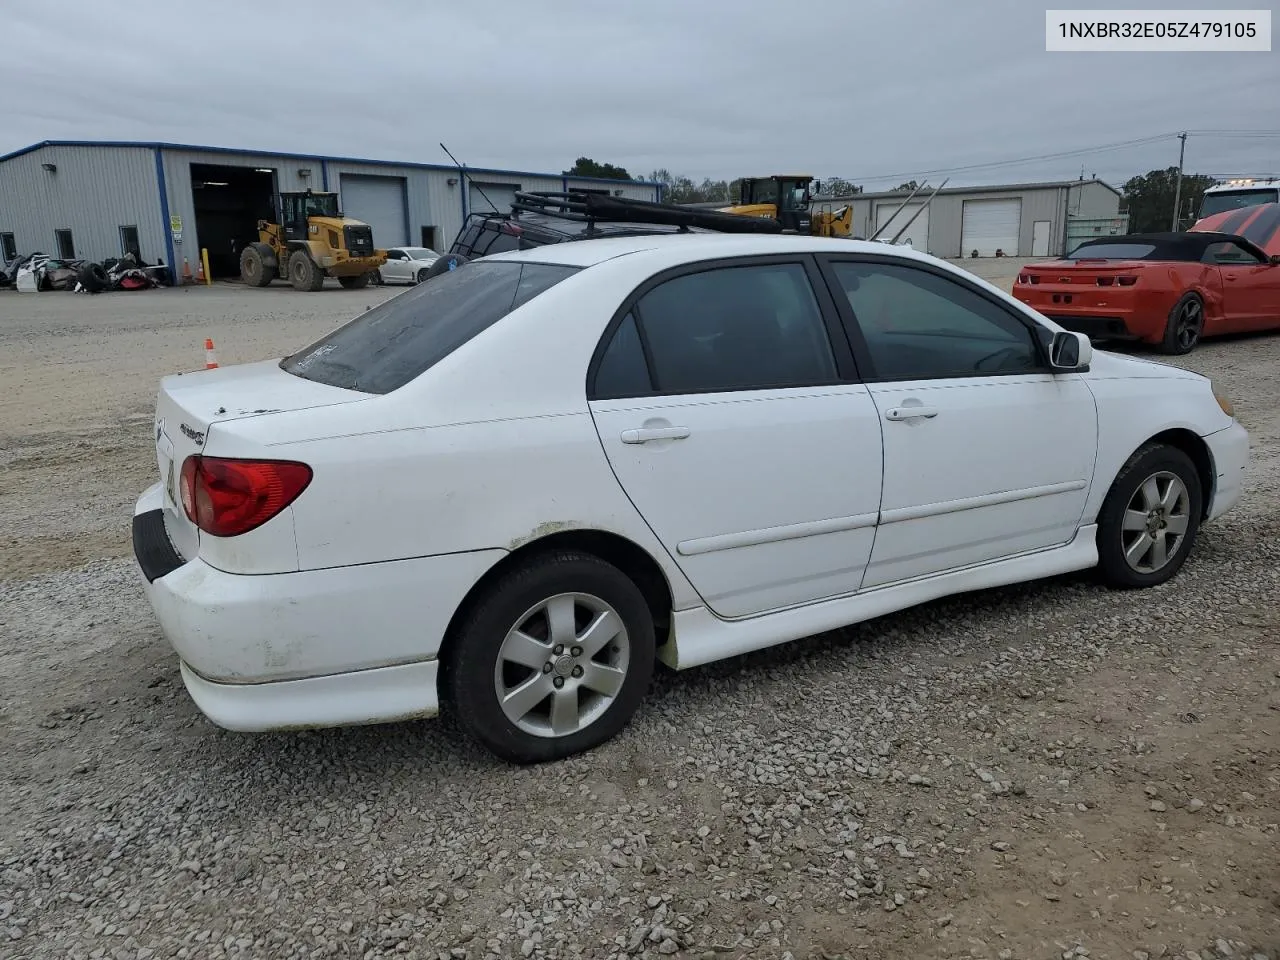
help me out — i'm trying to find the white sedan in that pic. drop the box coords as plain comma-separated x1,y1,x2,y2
132,234,1249,764
374,246,440,285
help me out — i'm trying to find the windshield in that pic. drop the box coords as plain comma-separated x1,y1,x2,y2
1199,189,1279,219
1066,242,1158,259
303,194,339,217
404,248,438,260
282,261,579,394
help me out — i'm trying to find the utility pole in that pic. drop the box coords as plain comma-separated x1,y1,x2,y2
1171,132,1188,231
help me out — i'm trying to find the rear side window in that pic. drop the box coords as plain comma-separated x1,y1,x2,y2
282,261,579,394
602,262,837,396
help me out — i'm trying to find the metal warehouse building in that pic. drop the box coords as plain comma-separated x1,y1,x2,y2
0,140,663,279
815,178,1125,258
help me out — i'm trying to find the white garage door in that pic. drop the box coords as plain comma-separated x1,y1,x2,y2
469,182,520,216
340,175,408,247
875,202,930,251
961,198,1021,257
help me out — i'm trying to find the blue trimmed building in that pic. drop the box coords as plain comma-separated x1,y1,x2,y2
0,140,663,278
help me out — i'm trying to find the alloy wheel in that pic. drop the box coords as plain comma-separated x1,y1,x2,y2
1174,299,1202,350
493,592,630,738
1121,471,1191,573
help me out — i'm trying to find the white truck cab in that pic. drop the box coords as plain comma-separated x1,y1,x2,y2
1199,178,1280,220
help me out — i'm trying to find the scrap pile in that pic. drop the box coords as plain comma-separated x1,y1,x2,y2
0,252,172,293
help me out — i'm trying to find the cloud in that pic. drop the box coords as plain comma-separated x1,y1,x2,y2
2,0,1274,188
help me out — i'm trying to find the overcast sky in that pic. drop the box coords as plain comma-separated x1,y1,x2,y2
2,0,1275,190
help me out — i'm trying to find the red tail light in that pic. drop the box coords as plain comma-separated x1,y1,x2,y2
1116,276,1137,286
179,456,312,537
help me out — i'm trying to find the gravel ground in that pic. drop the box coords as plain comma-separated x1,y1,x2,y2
1,273,1278,960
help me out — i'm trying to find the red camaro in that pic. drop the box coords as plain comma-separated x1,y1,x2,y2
1012,204,1280,354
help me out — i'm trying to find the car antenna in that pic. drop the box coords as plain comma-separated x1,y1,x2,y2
440,142,502,216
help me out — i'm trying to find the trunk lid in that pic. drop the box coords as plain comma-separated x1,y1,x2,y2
1022,259,1147,285
152,360,367,559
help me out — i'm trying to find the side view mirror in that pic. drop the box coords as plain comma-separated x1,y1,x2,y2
1049,330,1092,371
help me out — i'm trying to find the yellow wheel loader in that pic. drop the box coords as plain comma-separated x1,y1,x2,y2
717,175,854,238
239,190,387,291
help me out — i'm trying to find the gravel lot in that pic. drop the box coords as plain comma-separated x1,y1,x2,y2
1,269,1278,960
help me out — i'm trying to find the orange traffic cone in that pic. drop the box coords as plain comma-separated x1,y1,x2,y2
205,338,218,369
195,260,205,284
183,258,193,284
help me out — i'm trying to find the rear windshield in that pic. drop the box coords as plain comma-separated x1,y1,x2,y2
1066,242,1158,260
281,261,579,394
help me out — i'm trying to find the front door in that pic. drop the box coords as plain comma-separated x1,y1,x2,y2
1206,239,1279,331
819,255,1097,587
587,257,884,618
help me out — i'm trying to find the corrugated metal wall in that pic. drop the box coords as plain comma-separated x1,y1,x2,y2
0,142,666,271
835,184,1122,257
1068,181,1123,220
0,144,162,263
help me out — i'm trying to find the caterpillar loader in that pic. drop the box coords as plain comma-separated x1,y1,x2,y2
717,175,854,238
239,190,387,291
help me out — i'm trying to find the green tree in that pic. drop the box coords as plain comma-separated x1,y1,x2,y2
895,180,920,193
564,157,632,180
817,177,862,198
1121,167,1217,232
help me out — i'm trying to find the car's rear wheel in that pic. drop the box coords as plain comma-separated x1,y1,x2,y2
1158,293,1204,355
444,552,655,763
1096,443,1203,589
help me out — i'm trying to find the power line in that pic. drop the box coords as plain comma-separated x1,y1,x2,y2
841,133,1179,184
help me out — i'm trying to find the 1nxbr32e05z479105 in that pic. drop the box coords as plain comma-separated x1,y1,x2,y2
132,224,1249,764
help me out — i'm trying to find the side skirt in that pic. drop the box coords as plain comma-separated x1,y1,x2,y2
659,525,1098,670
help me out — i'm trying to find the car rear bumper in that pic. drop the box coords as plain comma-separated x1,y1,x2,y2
1038,314,1141,341
132,482,506,730
179,659,440,732
1204,420,1249,522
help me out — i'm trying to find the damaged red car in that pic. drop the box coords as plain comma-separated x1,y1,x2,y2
1012,206,1280,355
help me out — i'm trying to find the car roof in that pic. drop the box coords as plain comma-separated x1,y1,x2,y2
482,233,948,269
1071,230,1271,261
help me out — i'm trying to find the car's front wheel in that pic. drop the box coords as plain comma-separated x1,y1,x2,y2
444,552,656,763
1096,442,1203,588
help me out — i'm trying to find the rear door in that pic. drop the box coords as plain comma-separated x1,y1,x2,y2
587,256,885,618
818,254,1097,587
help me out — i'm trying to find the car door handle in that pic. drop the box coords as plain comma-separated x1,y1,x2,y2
621,426,691,444
884,406,939,421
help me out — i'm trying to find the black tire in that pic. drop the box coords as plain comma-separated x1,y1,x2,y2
421,253,469,282
76,262,108,293
416,267,430,284
1157,292,1204,355
240,243,276,287
1096,442,1203,589
287,250,324,291
368,268,382,285
337,272,373,290
444,552,656,764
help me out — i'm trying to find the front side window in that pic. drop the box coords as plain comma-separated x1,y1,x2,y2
283,261,579,394
1,232,16,262
55,229,75,259
831,261,1042,381
621,262,837,395
1205,241,1263,265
